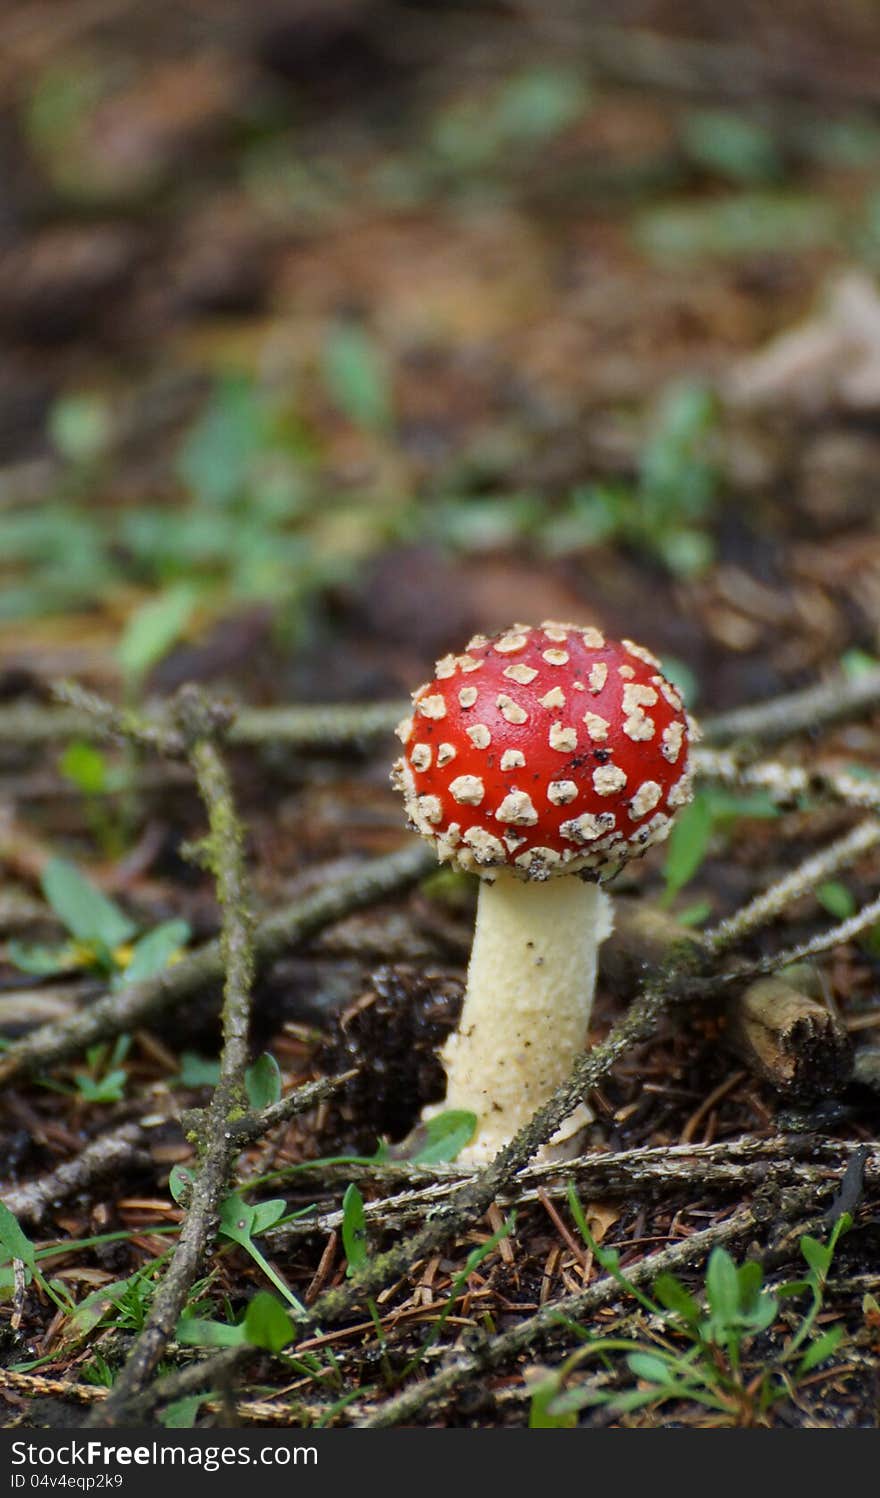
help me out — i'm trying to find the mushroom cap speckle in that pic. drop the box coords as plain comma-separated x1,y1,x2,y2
392,621,696,878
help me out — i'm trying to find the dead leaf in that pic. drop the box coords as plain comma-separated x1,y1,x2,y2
583,1201,619,1243
726,270,880,412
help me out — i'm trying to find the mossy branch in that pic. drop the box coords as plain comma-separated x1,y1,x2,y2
92,688,256,1425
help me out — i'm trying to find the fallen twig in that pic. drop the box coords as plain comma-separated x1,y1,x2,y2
90,690,258,1426
2,1120,152,1226
0,686,406,753
698,666,880,746
694,747,880,817
0,657,874,758
264,1138,879,1244
703,817,880,952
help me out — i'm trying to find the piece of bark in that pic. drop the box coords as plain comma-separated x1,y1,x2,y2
602,898,702,988
606,899,852,1100
723,977,852,1099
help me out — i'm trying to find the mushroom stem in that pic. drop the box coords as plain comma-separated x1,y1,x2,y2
437,871,613,1162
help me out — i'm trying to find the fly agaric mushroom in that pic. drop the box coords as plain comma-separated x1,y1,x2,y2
392,621,696,1162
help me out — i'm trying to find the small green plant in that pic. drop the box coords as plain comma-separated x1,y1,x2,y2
662,786,779,905
68,1036,131,1105
0,1202,72,1315
79,1353,116,1389
59,742,130,857
528,1189,852,1427
244,1051,283,1110
159,1394,206,1429
169,1167,309,1314
321,322,393,433
543,382,720,578
342,1182,391,1380
176,1289,297,1353
407,1110,478,1165
8,856,190,991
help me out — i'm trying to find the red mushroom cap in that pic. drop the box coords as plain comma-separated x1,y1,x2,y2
392,622,696,879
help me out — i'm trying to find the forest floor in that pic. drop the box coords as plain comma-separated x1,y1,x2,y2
0,0,879,1429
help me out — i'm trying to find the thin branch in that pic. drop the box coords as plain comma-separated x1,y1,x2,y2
91,691,257,1425
1,1071,357,1227
2,1120,152,1226
265,1139,878,1245
703,818,880,953
128,1200,762,1425
356,1162,856,1430
694,747,880,816
0,685,406,753
739,891,880,976
0,659,874,757
699,666,880,746
231,1069,359,1147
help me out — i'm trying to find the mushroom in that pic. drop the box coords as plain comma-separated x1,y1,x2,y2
392,621,696,1163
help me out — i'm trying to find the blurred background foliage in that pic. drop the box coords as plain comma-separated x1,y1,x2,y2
3,0,880,717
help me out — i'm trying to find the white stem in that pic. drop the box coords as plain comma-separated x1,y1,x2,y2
435,872,613,1163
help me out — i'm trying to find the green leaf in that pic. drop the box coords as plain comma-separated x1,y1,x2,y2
6,941,70,976
656,527,715,578
249,1199,287,1236
168,1165,195,1205
840,648,880,680
494,68,587,144
342,1183,368,1275
117,583,197,685
635,193,838,261
65,1275,140,1340
243,1292,295,1353
653,1273,701,1325
736,1259,765,1310
177,1052,221,1087
677,898,713,928
177,375,268,508
122,920,190,985
73,1068,128,1103
626,1351,676,1385
815,881,857,921
680,110,781,184
218,1193,256,1249
160,1396,204,1429
745,1294,779,1333
776,1278,811,1299
528,1375,577,1429
827,1213,852,1253
609,1386,670,1413
245,1052,283,1111
798,1324,845,1373
707,788,780,822
175,1316,247,1348
322,323,392,433
59,742,108,795
0,1202,36,1270
48,393,112,466
800,1235,832,1281
705,1247,740,1327
411,1110,477,1164
659,655,699,708
663,792,714,899
41,857,135,949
